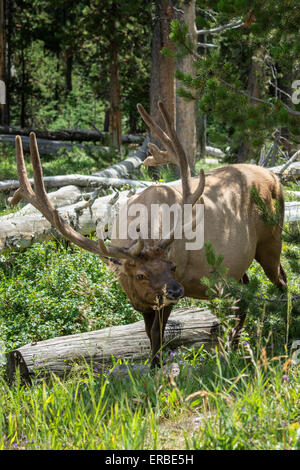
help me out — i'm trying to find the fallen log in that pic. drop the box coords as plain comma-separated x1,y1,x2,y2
0,134,110,156
0,135,150,185
5,185,83,215
0,174,152,193
205,146,225,159
92,136,150,179
284,201,300,223
0,125,145,144
269,162,300,181
6,307,220,382
0,188,135,252
286,190,300,199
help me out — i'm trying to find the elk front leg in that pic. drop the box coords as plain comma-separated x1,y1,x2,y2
143,311,155,348
144,305,173,368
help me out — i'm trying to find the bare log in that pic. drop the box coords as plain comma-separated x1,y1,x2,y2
0,134,111,156
269,162,300,181
0,188,137,252
0,134,150,193
6,307,220,382
92,136,150,179
286,190,300,199
205,146,225,159
0,125,144,144
0,174,152,193
284,201,300,223
278,151,300,174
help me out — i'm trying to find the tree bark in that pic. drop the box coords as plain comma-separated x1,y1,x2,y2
150,1,176,142
237,56,261,162
0,0,5,125
20,48,26,128
176,0,197,173
6,307,220,382
65,51,73,95
109,48,122,152
4,0,11,125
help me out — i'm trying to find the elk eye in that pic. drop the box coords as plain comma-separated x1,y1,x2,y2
171,265,176,272
136,273,146,281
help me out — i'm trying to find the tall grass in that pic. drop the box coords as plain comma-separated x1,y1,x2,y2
0,336,299,450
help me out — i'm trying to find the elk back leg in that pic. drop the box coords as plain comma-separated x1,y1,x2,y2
255,240,287,292
240,272,250,284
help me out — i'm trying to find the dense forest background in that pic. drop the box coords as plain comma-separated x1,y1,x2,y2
0,0,152,134
1,0,300,166
0,0,300,173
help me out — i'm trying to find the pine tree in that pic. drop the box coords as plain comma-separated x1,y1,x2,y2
170,0,300,162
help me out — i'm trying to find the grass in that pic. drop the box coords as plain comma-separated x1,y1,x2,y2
0,341,299,450
0,150,299,450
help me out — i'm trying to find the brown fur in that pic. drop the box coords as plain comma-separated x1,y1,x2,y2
110,164,287,365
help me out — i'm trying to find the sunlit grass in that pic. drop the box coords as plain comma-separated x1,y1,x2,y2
0,340,299,450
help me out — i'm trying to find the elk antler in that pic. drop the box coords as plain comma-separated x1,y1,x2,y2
137,102,205,206
137,101,205,248
9,133,144,261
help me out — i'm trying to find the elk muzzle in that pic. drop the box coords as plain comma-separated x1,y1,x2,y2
165,280,184,302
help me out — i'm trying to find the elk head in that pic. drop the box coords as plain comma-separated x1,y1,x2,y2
107,245,184,313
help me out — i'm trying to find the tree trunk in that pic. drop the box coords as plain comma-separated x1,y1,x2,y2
176,0,197,173
20,48,26,128
237,56,261,162
4,0,11,125
104,107,109,132
6,307,220,382
0,0,5,125
109,48,122,152
65,51,73,95
150,1,176,148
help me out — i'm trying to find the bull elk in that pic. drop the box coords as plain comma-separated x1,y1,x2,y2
10,101,287,367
